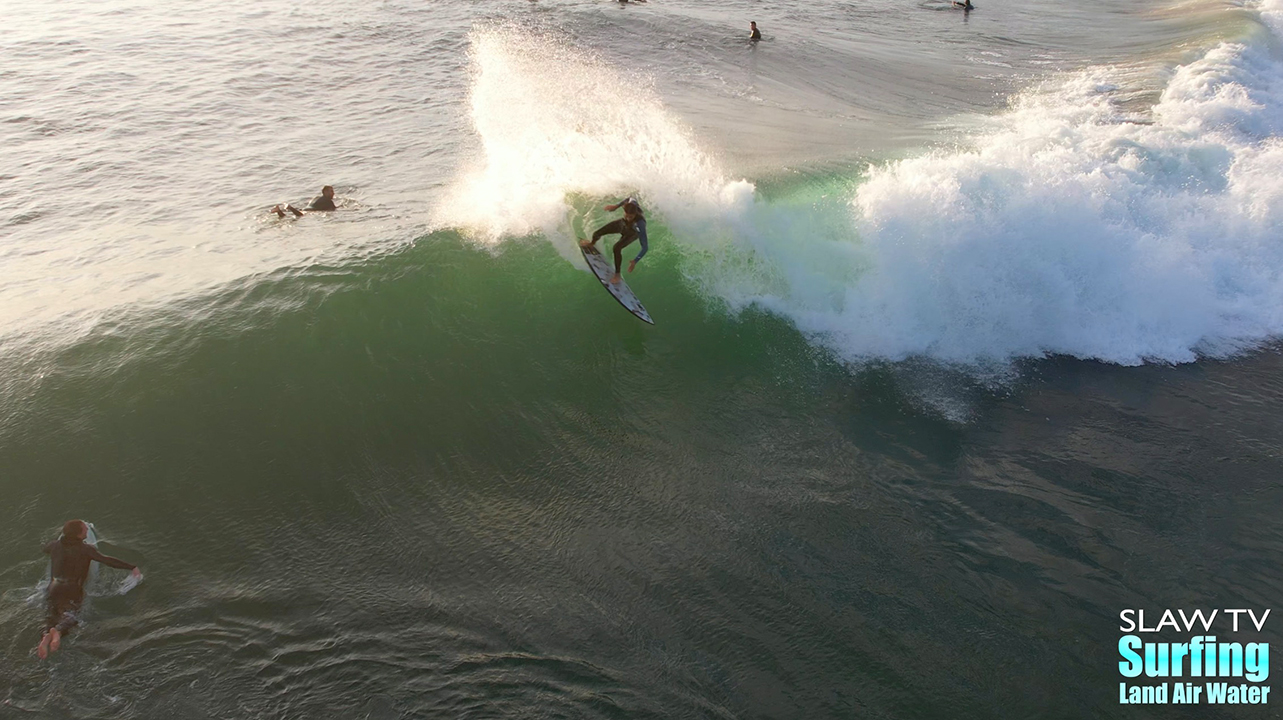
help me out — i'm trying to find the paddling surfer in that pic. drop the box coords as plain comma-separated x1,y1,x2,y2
580,198,649,285
272,185,337,218
36,520,141,660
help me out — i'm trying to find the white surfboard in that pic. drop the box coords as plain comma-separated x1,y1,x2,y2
580,243,654,324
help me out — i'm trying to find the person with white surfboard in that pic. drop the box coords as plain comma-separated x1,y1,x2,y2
271,184,338,218
36,519,141,660
579,197,649,285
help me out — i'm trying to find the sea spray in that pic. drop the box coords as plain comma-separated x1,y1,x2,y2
436,26,743,245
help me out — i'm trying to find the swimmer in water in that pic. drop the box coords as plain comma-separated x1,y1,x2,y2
272,185,337,218
37,520,141,660
952,0,974,9
749,21,762,40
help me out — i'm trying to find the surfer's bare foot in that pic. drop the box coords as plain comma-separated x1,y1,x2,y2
36,631,51,660
579,239,593,248
271,204,285,219
610,273,622,284
48,628,62,654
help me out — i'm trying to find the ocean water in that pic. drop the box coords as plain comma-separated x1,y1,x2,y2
1,0,1282,717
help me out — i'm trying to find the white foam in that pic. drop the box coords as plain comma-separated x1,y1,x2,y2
838,12,1283,365
709,0,1283,366
435,27,737,245
447,7,1283,368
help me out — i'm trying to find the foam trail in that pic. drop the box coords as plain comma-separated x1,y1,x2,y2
112,572,143,596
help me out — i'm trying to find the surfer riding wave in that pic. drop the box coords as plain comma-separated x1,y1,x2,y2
580,198,648,285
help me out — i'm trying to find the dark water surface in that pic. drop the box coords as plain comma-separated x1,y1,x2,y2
2,238,1280,718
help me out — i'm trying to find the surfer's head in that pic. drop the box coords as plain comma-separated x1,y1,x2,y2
321,185,335,198
61,519,88,542
622,199,642,219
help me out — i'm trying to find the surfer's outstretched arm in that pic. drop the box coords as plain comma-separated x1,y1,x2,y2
87,545,139,572
633,219,648,263
627,219,648,273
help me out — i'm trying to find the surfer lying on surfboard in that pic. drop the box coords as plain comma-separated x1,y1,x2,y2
271,184,338,218
579,198,648,285
36,520,140,660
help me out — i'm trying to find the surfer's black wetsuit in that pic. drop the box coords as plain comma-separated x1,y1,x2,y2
591,210,649,274
43,537,135,633
307,194,336,211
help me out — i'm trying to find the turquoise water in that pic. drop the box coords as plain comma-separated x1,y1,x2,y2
2,0,1283,717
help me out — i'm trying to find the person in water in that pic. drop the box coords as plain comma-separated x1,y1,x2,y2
272,185,337,218
749,21,762,40
952,0,973,9
37,520,140,660
580,198,649,285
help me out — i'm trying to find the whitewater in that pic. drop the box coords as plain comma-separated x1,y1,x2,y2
442,0,1283,368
